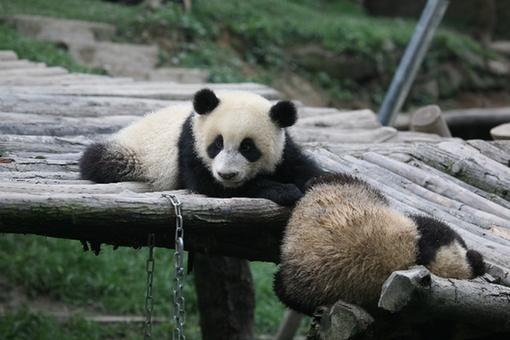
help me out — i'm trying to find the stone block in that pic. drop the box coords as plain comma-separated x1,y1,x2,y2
147,67,209,83
2,15,116,44
67,42,159,77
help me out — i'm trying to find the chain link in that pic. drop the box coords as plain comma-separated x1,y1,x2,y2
144,233,155,339
164,194,187,340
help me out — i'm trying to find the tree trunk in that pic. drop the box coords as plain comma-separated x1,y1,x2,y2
194,253,255,340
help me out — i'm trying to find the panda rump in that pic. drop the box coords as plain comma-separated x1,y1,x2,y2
273,173,486,316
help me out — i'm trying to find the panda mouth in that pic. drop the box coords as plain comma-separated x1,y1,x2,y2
217,178,244,188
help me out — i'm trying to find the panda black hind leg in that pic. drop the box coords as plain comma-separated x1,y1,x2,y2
410,214,486,278
79,142,141,183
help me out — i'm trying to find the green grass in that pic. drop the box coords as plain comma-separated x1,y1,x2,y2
0,0,491,108
0,0,137,26
0,234,308,339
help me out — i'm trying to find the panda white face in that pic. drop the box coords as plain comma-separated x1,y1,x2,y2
192,89,296,188
206,135,263,187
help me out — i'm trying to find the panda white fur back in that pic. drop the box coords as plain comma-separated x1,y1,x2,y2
80,88,324,206
111,104,191,190
273,173,486,316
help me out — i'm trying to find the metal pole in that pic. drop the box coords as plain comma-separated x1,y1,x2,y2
377,0,451,126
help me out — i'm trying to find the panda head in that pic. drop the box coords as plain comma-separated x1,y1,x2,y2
192,88,297,188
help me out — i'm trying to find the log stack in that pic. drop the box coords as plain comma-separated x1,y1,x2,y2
1,50,509,338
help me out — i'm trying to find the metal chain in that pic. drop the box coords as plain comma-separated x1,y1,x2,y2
144,233,156,339
164,194,187,340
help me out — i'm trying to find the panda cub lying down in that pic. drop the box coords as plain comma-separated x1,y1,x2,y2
80,88,323,206
273,173,486,316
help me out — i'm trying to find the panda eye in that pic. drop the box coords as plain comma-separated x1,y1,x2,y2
207,135,223,159
239,138,262,162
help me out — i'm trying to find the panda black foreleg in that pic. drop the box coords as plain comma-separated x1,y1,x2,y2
242,179,303,206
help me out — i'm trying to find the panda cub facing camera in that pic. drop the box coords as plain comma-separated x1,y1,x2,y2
79,88,324,206
273,173,486,316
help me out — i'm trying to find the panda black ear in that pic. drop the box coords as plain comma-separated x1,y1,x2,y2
193,88,220,115
269,100,297,128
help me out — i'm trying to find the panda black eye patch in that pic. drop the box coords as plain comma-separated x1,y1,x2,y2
240,138,261,162
207,135,223,159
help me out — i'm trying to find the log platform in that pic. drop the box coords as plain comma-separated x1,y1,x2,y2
1,50,510,338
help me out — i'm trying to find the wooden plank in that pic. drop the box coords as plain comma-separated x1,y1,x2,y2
0,181,150,194
467,139,510,165
0,73,134,86
296,109,381,129
0,191,289,262
379,267,510,331
411,142,510,200
0,171,80,181
387,152,510,211
0,93,173,117
0,59,45,69
0,134,93,153
0,66,69,77
291,126,397,143
0,112,136,136
2,82,281,100
362,151,510,220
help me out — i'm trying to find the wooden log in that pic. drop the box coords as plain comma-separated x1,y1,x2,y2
467,139,510,166
312,267,510,339
304,143,417,159
1,66,69,77
0,171,80,181
411,141,510,200
0,121,124,136
0,134,94,153
410,105,452,137
0,93,173,117
296,109,381,129
0,59,45,69
0,191,290,262
291,126,397,143
383,130,452,143
307,301,374,340
0,73,133,86
388,152,510,211
362,151,510,220
2,82,281,100
491,122,510,140
0,181,151,194
378,266,510,332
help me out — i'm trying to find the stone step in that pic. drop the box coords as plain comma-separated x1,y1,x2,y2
67,41,159,78
1,15,116,44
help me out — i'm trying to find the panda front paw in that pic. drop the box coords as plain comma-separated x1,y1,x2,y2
267,183,303,206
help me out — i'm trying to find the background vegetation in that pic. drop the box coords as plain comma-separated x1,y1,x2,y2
1,0,501,110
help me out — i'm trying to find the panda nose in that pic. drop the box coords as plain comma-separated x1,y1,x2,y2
218,171,238,180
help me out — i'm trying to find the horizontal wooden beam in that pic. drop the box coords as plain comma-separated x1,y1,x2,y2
0,190,290,262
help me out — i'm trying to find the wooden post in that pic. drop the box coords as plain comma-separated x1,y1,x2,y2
194,253,255,340
275,310,303,340
490,122,510,140
410,104,452,137
183,0,192,12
